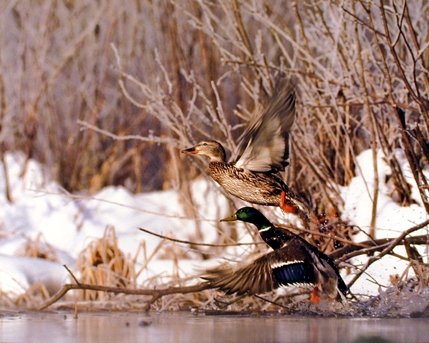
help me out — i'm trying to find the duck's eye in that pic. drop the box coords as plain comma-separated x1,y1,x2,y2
202,142,208,146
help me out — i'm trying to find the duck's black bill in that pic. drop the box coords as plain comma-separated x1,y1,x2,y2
181,147,197,154
220,214,237,222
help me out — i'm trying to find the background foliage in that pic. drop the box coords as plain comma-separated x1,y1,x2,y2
1,0,428,226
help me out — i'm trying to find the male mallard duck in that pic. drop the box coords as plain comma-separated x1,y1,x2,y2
182,78,310,219
203,207,348,303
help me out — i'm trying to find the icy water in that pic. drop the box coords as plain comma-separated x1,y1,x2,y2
1,311,429,343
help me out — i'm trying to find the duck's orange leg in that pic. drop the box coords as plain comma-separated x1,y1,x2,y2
310,288,321,304
280,191,297,213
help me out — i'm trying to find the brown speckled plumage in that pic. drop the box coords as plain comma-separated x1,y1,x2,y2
182,77,312,220
208,161,294,206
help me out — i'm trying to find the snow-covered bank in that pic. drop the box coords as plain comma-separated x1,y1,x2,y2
340,149,428,295
341,149,427,240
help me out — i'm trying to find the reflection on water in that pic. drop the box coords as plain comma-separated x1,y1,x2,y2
1,311,429,343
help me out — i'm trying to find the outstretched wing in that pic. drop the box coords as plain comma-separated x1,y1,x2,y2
234,77,296,172
201,257,276,295
202,247,315,295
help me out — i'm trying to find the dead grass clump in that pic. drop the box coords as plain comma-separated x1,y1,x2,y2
76,226,136,300
16,233,59,262
14,283,52,308
156,242,192,260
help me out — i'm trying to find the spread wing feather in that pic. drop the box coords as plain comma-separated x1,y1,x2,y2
202,256,276,295
202,246,315,295
234,78,296,172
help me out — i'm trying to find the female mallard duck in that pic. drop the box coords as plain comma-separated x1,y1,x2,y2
182,78,310,220
203,207,348,303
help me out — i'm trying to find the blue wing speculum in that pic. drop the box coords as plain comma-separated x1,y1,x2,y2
272,261,315,287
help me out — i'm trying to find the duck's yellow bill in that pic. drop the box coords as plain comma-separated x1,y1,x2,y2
220,214,237,222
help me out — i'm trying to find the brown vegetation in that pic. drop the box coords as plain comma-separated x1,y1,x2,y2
1,1,428,214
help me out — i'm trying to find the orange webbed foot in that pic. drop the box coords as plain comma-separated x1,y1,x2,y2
310,288,321,304
280,191,297,213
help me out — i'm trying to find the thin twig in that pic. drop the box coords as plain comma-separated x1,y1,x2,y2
64,265,80,285
78,120,175,146
341,5,387,38
278,223,362,249
253,294,289,310
138,227,263,247
29,187,219,222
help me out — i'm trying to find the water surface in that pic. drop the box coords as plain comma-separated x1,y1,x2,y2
1,311,428,343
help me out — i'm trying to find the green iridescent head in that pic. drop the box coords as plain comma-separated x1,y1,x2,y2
220,207,270,227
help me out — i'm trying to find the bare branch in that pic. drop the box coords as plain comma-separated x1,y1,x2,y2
39,281,212,310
